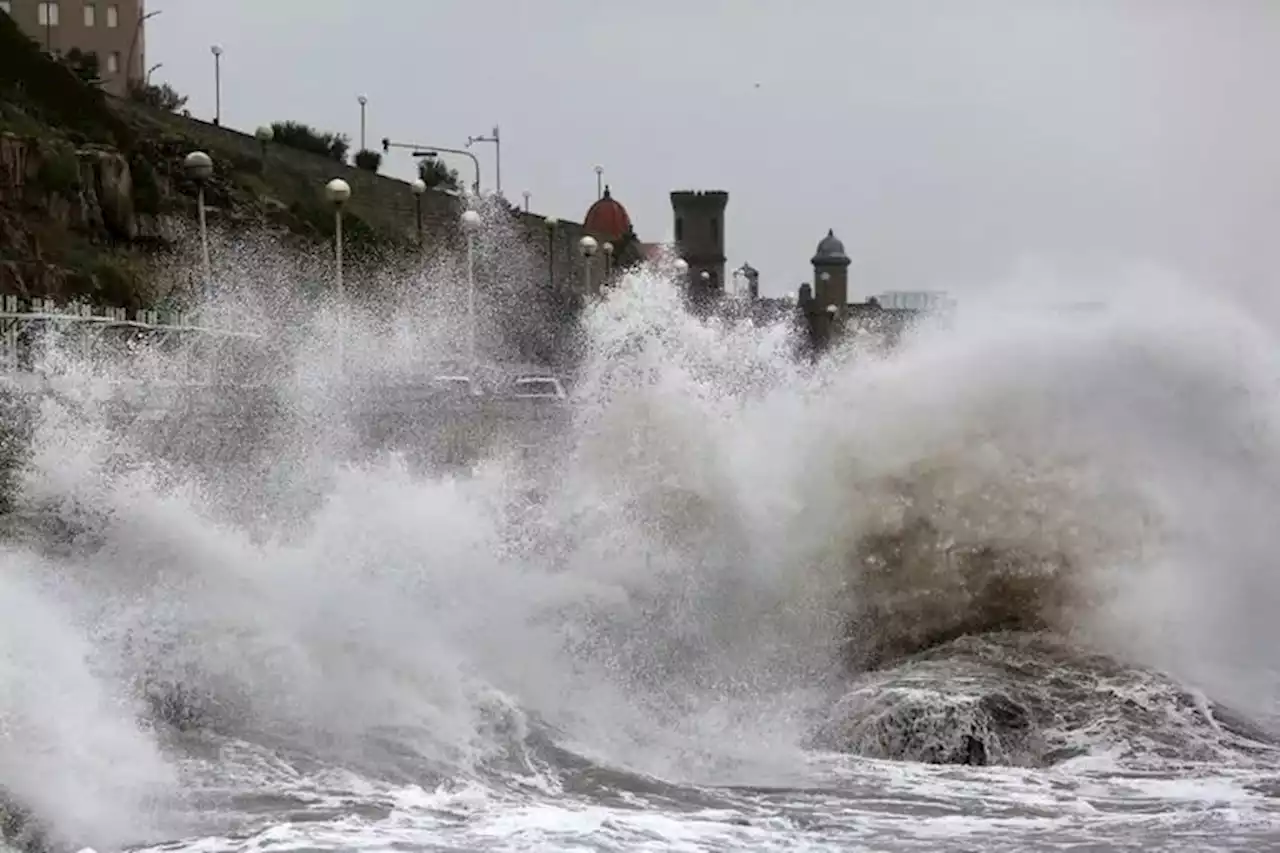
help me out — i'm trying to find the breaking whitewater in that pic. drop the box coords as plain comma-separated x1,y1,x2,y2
3,263,1280,852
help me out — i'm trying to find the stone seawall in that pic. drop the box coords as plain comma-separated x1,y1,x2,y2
109,99,606,296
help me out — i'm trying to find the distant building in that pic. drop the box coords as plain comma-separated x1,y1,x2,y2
1,0,147,96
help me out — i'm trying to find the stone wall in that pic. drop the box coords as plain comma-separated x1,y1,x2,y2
109,98,600,296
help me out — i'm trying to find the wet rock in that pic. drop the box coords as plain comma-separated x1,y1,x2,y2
809,679,1046,767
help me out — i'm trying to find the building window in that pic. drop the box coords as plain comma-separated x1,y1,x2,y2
84,4,95,26
106,4,117,27
106,51,119,73
675,217,684,242
38,2,60,26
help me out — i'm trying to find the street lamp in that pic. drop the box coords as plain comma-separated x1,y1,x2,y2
146,62,162,84
673,258,689,282
325,178,352,369
545,216,558,292
126,9,162,92
183,151,213,297
411,178,426,247
254,125,272,164
580,235,598,294
461,208,483,369
593,165,604,200
357,94,368,151
210,45,223,125
465,125,501,196
603,241,614,280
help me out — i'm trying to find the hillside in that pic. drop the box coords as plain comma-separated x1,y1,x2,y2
0,12,415,311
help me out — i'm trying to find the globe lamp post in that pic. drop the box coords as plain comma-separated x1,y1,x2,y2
183,151,214,297
325,178,352,369
461,208,483,370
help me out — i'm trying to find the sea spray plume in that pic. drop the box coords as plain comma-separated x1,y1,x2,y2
0,551,177,851
8,238,1280,849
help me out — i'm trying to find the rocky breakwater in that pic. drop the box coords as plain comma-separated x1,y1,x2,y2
0,132,179,307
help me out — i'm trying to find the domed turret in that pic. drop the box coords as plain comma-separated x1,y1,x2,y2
812,228,850,309
811,229,851,267
583,186,632,241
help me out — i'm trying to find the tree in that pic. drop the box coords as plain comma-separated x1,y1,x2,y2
418,157,461,192
269,120,350,164
127,80,188,112
354,149,381,173
63,48,99,85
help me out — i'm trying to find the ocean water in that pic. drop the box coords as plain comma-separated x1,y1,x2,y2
2,258,1279,852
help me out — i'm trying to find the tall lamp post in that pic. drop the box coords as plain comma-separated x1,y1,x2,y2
460,209,483,370
126,8,162,92
411,178,426,248
325,178,352,369
183,151,214,297
146,62,163,84
579,235,598,294
466,125,501,196
603,241,614,281
545,216,558,291
210,45,223,125
593,165,604,200
674,258,689,286
357,95,368,151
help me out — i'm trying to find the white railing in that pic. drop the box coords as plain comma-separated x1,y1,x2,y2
0,295,267,390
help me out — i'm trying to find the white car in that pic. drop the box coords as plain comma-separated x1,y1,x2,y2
508,375,567,401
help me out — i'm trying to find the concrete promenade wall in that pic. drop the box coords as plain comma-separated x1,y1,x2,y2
112,99,603,295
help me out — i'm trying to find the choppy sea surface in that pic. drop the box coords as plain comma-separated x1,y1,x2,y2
3,264,1280,852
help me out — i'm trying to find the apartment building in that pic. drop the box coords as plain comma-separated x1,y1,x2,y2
0,0,146,96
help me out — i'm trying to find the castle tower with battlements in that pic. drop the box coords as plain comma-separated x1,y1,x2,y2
670,190,727,301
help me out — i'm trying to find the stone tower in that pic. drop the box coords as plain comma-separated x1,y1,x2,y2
671,190,728,297
812,229,851,309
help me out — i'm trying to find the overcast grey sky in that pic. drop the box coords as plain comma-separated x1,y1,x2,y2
145,0,1280,298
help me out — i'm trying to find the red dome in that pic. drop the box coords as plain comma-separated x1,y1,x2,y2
583,186,632,240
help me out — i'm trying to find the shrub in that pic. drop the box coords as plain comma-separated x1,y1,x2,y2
354,149,381,173
130,154,161,216
63,48,100,85
418,157,461,192
128,80,188,113
269,120,349,164
35,142,81,196
91,254,144,307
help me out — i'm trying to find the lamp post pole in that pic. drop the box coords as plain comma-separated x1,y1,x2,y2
603,241,614,282
411,178,426,249
357,95,368,151
593,165,603,200
545,216,558,292
522,190,531,212
210,45,223,125
383,137,482,196
579,235,598,294
325,178,352,370
183,151,214,298
461,209,483,370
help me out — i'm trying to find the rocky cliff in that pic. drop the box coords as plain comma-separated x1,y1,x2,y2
0,11,410,311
